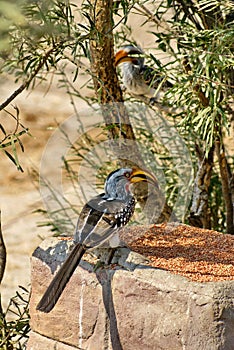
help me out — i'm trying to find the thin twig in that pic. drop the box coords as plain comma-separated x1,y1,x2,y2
182,57,209,107
0,210,6,316
133,3,170,31
0,46,56,112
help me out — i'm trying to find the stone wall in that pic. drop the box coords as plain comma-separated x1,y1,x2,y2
28,235,234,350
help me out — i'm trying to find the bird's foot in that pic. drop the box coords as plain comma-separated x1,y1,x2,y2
92,248,118,271
106,248,116,265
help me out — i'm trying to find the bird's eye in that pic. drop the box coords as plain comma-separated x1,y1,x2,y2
125,172,131,178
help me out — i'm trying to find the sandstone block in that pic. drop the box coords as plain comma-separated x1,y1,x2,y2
28,235,234,350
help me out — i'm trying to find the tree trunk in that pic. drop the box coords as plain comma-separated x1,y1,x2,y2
215,141,234,234
188,146,214,229
89,0,175,223
89,0,140,165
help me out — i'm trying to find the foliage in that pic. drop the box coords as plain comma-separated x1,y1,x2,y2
152,0,234,232
159,6,234,150
0,287,30,350
0,0,84,170
0,0,234,233
0,107,29,171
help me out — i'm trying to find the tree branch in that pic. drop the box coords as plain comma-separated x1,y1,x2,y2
0,210,6,315
0,211,6,285
182,58,209,107
188,145,214,228
0,46,56,112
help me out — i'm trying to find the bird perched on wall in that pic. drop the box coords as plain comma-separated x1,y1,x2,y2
37,167,157,313
115,45,172,102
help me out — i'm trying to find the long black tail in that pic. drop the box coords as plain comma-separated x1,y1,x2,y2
36,243,86,313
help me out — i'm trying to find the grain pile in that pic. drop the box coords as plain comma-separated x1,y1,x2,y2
121,223,234,282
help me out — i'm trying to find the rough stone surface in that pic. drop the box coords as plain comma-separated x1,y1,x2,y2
27,331,77,350
28,236,234,350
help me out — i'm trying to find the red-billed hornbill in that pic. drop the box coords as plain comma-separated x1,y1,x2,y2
37,167,157,313
115,45,172,101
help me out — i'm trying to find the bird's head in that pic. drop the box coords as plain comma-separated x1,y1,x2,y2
115,45,144,68
104,167,157,200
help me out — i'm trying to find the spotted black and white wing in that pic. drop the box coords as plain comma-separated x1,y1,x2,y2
140,65,173,90
74,193,135,248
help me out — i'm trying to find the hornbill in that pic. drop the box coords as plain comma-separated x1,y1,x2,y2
115,45,172,101
37,167,157,313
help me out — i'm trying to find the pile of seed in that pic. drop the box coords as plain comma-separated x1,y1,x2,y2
121,223,234,282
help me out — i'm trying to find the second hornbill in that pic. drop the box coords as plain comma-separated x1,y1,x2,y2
37,167,157,313
115,45,172,100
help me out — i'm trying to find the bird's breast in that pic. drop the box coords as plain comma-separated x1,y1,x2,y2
115,197,135,227
122,65,155,97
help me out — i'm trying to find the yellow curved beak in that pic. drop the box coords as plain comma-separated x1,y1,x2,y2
130,168,158,186
115,50,132,67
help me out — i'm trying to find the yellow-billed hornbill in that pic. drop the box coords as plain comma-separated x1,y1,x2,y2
115,45,172,100
37,167,157,313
